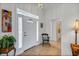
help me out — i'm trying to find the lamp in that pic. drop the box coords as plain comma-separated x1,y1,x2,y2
74,19,79,44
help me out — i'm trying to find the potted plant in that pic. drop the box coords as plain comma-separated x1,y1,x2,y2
0,35,16,51
8,35,16,47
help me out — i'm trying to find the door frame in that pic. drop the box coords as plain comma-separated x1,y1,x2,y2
17,8,39,50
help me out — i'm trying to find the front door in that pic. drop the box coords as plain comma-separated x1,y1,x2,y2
22,16,37,51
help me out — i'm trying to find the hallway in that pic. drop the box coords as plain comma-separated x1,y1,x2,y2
19,40,61,56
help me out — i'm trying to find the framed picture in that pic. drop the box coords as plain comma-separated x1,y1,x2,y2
40,22,43,28
2,9,12,32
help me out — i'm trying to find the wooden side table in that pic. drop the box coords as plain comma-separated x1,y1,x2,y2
71,44,79,56
0,46,16,56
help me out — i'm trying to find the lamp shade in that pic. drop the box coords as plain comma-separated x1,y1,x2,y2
74,19,79,31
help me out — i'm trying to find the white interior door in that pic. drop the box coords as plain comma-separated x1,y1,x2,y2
22,16,37,51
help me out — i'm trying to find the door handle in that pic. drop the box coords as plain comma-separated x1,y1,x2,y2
24,35,27,36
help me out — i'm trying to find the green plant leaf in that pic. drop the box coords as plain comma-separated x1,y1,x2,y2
0,35,16,48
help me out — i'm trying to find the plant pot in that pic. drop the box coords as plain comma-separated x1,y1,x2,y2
0,45,14,53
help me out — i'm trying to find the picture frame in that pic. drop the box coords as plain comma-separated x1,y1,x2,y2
40,22,43,28
2,9,12,32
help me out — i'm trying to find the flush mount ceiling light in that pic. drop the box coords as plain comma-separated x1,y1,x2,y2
38,3,43,9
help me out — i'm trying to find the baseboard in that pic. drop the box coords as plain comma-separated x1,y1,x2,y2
16,41,42,56
16,49,24,56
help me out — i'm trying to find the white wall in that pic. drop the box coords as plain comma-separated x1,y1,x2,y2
43,4,62,41
44,3,79,55
0,4,16,37
0,3,45,55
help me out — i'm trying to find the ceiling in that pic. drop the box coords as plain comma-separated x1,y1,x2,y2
37,3,63,11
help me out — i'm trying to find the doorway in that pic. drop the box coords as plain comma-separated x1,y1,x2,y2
52,20,62,55
56,21,61,42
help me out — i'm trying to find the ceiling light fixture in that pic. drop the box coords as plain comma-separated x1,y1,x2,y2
38,3,43,9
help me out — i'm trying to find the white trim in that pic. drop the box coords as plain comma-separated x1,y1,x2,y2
17,8,39,20
36,21,39,41
18,17,23,48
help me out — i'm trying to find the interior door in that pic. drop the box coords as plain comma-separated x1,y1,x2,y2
56,21,61,41
22,16,37,51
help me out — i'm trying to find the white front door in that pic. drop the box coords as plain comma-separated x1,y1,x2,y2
22,16,37,51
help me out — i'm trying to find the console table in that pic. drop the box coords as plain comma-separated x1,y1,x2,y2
71,44,79,56
0,46,16,56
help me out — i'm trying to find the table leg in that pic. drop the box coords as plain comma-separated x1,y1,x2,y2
14,48,16,56
7,53,8,56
